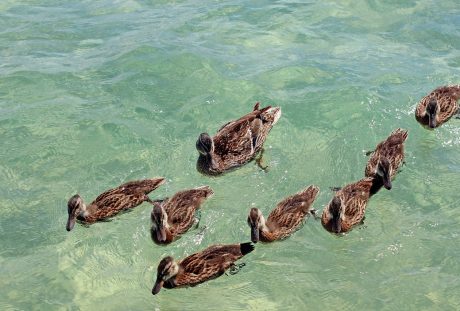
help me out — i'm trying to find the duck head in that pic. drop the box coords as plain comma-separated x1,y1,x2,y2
247,207,265,243
426,98,438,129
376,157,392,190
66,194,86,231
196,133,214,156
151,202,168,242
152,256,179,295
329,197,343,234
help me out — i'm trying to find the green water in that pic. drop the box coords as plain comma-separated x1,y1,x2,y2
1,0,460,310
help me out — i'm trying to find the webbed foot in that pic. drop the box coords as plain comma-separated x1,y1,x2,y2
310,209,320,220
365,150,375,156
256,148,269,172
229,263,246,275
194,210,202,229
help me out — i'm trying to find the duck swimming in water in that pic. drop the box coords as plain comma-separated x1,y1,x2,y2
365,128,408,195
150,186,214,245
66,178,165,231
196,102,281,175
247,185,319,243
321,177,373,234
415,85,460,129
152,242,254,295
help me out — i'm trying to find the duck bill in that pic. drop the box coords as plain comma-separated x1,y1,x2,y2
152,277,164,295
428,114,436,129
156,225,167,242
332,218,342,234
250,226,260,243
383,173,392,190
66,215,76,232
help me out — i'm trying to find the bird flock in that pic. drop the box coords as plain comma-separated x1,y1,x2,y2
65,84,460,296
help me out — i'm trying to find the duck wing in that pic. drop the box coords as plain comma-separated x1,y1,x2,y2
164,186,213,235
365,129,408,177
267,185,319,232
175,244,250,287
90,178,165,213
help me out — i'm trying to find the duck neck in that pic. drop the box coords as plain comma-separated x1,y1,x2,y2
370,175,384,196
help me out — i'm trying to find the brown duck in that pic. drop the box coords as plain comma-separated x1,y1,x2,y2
66,178,165,231
196,102,281,175
321,177,373,234
365,128,408,195
150,186,214,245
415,85,460,128
152,242,254,295
247,185,319,243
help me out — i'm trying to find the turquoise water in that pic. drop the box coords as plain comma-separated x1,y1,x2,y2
1,0,460,309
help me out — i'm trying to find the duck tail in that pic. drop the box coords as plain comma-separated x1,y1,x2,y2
450,84,460,100
240,242,255,256
388,128,408,145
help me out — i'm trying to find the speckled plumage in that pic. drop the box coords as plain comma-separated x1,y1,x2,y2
415,85,460,128
248,185,319,242
196,102,281,175
365,128,408,194
321,178,373,234
152,243,254,294
150,186,214,245
66,178,165,231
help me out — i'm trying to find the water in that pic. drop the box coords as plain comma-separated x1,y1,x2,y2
1,0,459,310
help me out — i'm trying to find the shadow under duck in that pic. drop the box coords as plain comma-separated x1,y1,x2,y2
322,177,374,234
150,185,214,245
365,128,408,195
152,242,254,295
66,178,165,231
196,102,281,176
415,85,460,128
247,185,319,243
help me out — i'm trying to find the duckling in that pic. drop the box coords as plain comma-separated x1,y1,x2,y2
365,128,408,195
150,186,214,245
66,178,165,231
151,242,255,295
415,85,460,128
247,185,319,243
196,102,281,175
322,177,373,234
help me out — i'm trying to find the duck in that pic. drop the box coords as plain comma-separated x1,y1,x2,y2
150,186,214,245
152,242,255,295
321,177,373,234
196,102,281,175
247,185,319,243
66,178,165,231
365,128,408,195
415,85,460,128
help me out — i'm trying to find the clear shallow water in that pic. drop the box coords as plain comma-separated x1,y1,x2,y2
1,0,459,309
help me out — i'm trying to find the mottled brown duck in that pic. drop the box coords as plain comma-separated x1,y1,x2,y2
365,128,408,195
415,85,460,128
196,102,281,175
66,178,165,231
150,186,214,245
321,177,373,234
152,242,254,295
247,185,319,243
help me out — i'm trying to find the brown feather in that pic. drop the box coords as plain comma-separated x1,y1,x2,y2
151,186,214,245
79,178,165,224
415,85,460,128
197,103,281,175
365,128,408,179
321,178,373,234
258,185,319,242
165,243,253,288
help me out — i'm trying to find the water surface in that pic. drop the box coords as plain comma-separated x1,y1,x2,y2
1,1,460,310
